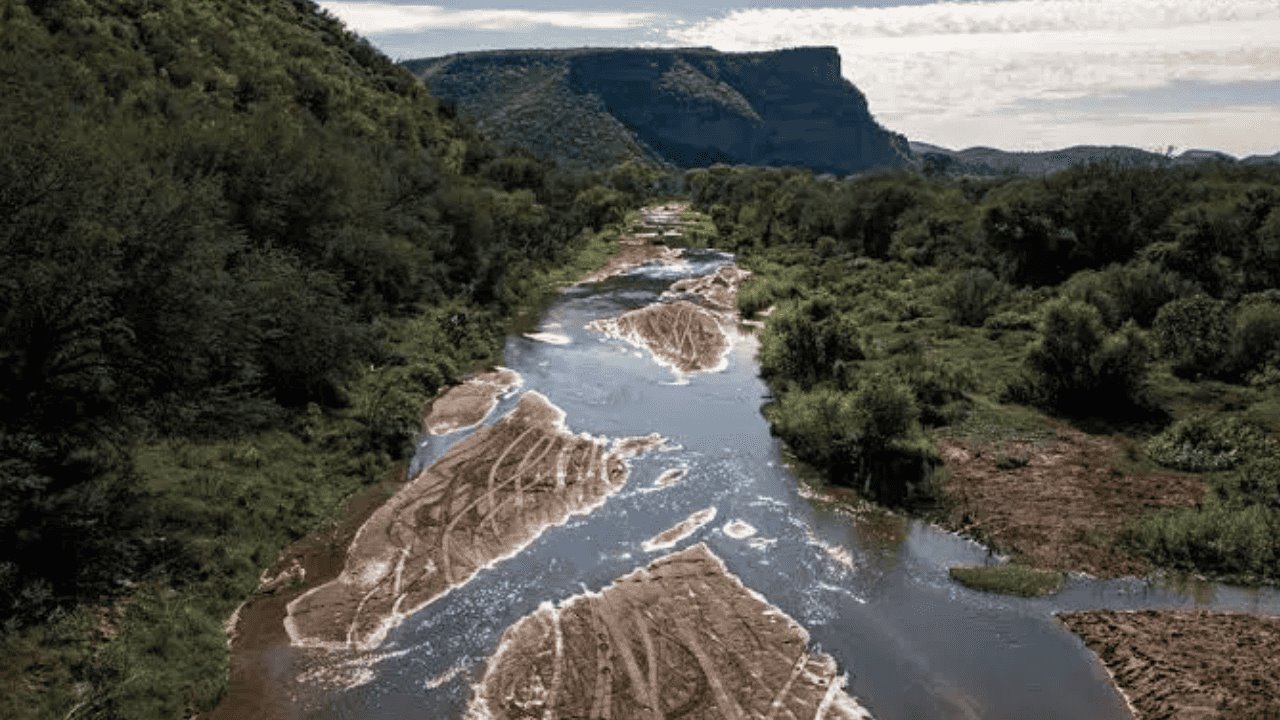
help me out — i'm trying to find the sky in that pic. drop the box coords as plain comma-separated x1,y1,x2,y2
319,1,1280,156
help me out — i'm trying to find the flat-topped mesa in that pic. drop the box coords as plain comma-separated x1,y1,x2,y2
467,543,871,720
286,391,662,650
407,47,909,174
588,300,731,375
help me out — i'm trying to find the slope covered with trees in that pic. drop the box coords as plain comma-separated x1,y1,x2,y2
407,47,911,175
689,161,1280,582
0,1,658,717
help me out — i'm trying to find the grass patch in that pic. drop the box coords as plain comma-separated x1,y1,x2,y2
949,564,1065,597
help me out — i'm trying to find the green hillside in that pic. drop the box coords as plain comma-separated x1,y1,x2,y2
0,1,651,717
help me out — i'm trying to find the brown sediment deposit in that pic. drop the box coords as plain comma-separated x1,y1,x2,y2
641,507,718,552
722,519,758,539
286,391,662,650
588,299,731,375
1061,610,1280,719
467,543,872,720
665,264,753,312
425,368,523,435
937,426,1203,577
578,237,684,285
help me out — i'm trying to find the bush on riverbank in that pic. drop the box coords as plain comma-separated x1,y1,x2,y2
690,162,1280,584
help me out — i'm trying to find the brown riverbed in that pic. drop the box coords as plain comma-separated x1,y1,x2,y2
664,264,752,313
425,368,522,435
588,299,731,375
468,543,869,720
1061,610,1280,719
286,391,662,650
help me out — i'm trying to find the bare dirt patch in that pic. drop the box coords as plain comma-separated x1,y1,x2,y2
588,299,731,375
287,391,662,650
468,543,870,720
425,368,523,435
664,264,752,313
1060,610,1280,719
937,426,1203,577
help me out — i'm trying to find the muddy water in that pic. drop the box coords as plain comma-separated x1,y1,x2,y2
283,249,1280,720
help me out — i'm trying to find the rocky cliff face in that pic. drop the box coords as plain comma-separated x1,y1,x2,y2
405,47,909,174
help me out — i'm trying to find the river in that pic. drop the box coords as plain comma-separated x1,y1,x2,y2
233,218,1280,720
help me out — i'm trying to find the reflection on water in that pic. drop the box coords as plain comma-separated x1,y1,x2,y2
295,249,1280,720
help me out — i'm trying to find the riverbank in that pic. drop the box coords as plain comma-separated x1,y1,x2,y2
688,179,1280,719
205,212,686,717
0,217,641,720
1061,610,1280,719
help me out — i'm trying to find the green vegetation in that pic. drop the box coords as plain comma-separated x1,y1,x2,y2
689,161,1280,582
0,1,661,717
949,564,1065,597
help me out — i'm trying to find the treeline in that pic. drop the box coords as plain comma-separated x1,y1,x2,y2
688,162,1280,579
1,1,660,716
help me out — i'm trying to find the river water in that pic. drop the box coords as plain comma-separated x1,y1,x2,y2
298,248,1280,720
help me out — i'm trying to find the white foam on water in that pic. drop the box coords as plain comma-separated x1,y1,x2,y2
424,660,471,690
722,520,758,539
523,331,571,345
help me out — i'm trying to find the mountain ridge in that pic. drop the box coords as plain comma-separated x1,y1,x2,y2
405,46,911,175
910,141,1279,176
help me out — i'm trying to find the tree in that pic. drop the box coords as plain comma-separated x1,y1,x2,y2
1016,299,1151,412
1153,296,1231,379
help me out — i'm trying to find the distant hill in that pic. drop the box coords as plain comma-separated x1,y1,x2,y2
404,47,911,175
1243,151,1280,166
910,142,1277,176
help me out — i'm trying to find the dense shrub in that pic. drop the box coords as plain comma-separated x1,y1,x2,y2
1230,300,1280,379
941,268,1006,327
759,294,863,388
1153,296,1233,378
1013,299,1151,413
766,378,919,477
1128,503,1278,581
1146,415,1275,472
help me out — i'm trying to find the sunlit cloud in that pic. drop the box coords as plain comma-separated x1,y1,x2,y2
321,2,662,34
667,1,1280,154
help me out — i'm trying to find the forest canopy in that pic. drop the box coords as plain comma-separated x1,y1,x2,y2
0,2,658,716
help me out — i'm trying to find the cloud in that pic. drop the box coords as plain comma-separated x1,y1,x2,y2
321,2,661,34
667,1,1280,154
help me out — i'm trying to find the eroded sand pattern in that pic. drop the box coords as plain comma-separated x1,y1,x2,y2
588,299,731,375
641,507,718,552
425,368,523,435
467,544,871,720
665,264,752,312
287,391,661,650
1061,610,1280,719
